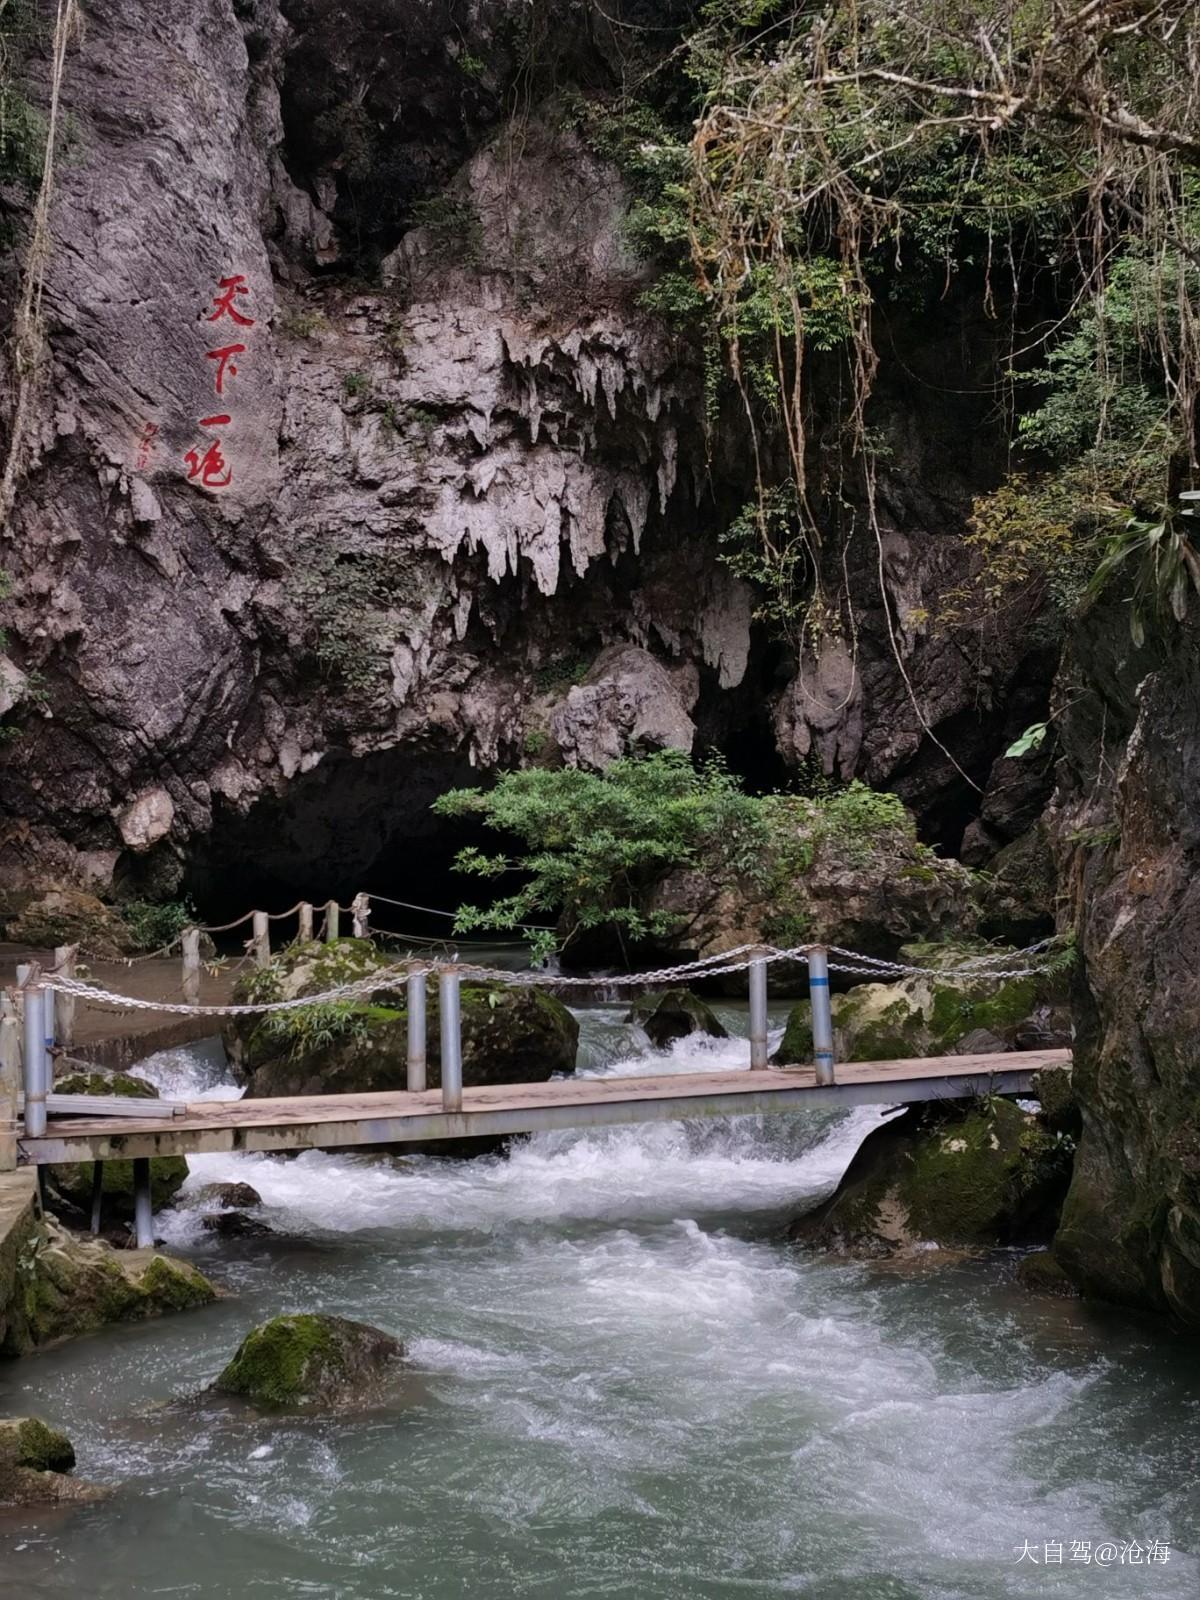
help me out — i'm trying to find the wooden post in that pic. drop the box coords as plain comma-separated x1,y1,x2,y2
181,927,201,1005
351,892,370,939
54,945,77,1050
324,900,340,942
252,910,270,968
0,993,19,1172
298,902,314,942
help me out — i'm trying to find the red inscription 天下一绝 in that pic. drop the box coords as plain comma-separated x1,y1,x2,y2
185,274,256,488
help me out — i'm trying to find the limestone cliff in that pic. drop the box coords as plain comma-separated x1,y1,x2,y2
0,0,1053,910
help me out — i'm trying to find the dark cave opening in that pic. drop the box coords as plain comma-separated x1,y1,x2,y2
182,745,504,936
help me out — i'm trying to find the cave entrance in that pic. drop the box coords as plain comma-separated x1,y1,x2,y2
182,746,501,940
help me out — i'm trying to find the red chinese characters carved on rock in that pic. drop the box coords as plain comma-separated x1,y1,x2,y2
185,274,255,489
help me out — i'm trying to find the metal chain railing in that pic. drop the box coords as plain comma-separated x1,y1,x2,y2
30,937,1057,1019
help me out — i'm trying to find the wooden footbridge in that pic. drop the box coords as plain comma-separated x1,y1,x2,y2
1,918,1070,1246
17,1048,1070,1169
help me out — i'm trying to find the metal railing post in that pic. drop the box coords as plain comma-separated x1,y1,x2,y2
406,969,427,1093
252,910,270,968
22,981,47,1139
809,945,836,1085
42,984,55,1096
182,927,201,1005
439,968,462,1114
749,953,769,1071
0,993,19,1171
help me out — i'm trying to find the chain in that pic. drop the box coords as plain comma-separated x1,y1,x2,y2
35,935,1056,1018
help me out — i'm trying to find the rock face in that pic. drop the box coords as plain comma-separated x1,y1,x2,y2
0,887,132,956
627,988,727,1048
1048,600,1200,1321
45,1071,188,1225
0,1417,101,1508
790,1100,1073,1258
772,949,1071,1065
1,1212,216,1357
225,937,578,1096
0,0,1057,911
213,1313,404,1410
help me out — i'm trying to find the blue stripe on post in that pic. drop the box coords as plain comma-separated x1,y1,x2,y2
809,976,829,987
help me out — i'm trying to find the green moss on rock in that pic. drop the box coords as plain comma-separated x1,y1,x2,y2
0,1416,98,1508
213,1313,404,1410
790,1099,1074,1258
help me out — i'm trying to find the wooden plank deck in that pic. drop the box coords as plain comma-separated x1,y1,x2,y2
17,1048,1070,1165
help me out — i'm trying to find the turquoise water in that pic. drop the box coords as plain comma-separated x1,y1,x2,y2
1,1010,1196,1598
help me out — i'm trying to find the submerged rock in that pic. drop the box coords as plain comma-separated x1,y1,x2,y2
225,938,578,1097
189,1181,263,1211
627,988,727,1048
0,1417,101,1508
1,1216,217,1357
46,1071,188,1225
772,946,1070,1065
1016,1250,1078,1297
201,1211,273,1239
789,1099,1074,1259
213,1313,404,1410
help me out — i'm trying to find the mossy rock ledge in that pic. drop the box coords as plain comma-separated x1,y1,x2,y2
789,1099,1074,1259
0,1417,102,1508
627,988,728,1048
224,938,579,1097
44,1070,188,1225
772,945,1070,1066
1,1216,217,1357
212,1313,405,1410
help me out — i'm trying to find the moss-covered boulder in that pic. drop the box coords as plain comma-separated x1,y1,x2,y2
212,1313,404,1410
188,1181,263,1210
789,1099,1074,1258
1,1217,217,1356
45,1071,188,1224
627,988,728,1048
0,887,133,958
0,1417,101,1507
224,938,578,1097
772,947,1070,1065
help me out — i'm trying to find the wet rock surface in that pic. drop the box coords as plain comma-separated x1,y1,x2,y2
790,1100,1073,1260
0,1417,102,1508
627,988,727,1048
212,1313,404,1411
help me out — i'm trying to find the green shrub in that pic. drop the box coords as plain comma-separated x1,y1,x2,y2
118,899,195,952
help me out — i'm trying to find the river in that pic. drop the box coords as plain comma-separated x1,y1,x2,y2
2,1006,1197,1598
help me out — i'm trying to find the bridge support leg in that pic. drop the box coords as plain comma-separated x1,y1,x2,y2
90,1161,104,1235
407,970,427,1092
439,969,462,1113
809,945,836,1085
132,1157,154,1249
22,981,47,1139
749,956,769,1070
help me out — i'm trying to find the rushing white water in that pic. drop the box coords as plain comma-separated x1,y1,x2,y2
3,1007,1197,1599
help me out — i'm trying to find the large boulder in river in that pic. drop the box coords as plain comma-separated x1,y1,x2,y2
772,943,1070,1065
225,938,578,1096
45,1070,188,1223
627,987,727,1048
0,1417,101,1508
790,1099,1073,1259
213,1313,404,1410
